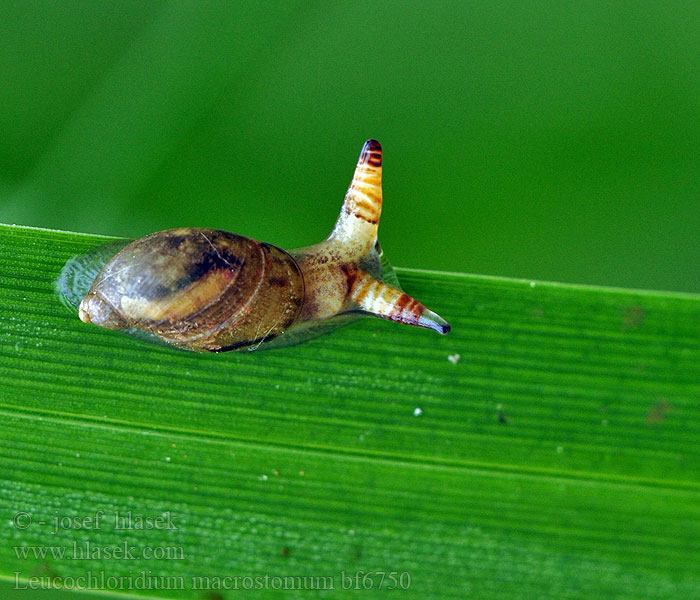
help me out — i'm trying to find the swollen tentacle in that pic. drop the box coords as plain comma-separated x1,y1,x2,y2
348,269,450,334
328,139,383,259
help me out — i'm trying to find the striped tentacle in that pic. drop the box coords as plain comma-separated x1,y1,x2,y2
348,269,450,334
329,139,383,258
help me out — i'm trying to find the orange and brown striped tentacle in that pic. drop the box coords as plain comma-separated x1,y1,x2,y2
348,269,450,334
329,139,383,258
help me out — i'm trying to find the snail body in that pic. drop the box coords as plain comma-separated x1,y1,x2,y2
63,140,450,352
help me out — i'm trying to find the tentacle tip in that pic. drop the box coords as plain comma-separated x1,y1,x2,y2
418,308,450,335
360,139,382,166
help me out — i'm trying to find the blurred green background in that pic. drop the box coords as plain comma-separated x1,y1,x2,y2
1,1,699,292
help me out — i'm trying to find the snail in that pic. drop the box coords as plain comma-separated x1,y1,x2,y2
59,140,450,352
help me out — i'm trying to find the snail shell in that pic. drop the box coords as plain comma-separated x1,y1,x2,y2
78,229,304,352
63,140,450,352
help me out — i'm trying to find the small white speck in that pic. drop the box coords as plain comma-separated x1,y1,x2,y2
259,474,268,481
348,529,355,535
165,456,171,462
530,281,536,288
413,407,423,417
556,446,564,454
447,353,461,364
75,453,80,458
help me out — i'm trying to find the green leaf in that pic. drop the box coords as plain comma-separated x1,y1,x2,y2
1,223,699,599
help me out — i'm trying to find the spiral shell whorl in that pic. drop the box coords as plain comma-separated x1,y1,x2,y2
79,228,304,352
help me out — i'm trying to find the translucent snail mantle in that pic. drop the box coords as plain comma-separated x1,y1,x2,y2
60,140,450,352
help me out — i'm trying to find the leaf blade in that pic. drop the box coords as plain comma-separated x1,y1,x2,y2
1,223,699,599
